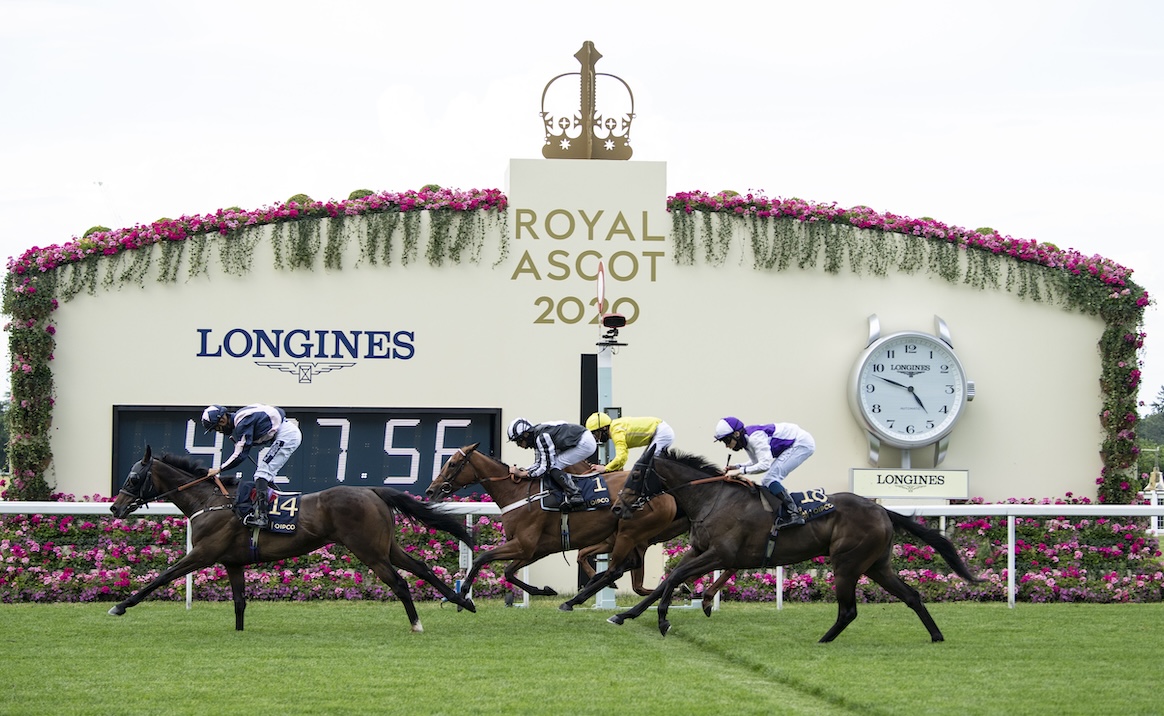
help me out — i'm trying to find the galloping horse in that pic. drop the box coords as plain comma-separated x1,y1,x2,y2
608,446,980,642
109,446,476,632
425,443,689,610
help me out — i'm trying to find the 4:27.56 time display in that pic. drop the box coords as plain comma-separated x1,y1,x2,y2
112,406,499,497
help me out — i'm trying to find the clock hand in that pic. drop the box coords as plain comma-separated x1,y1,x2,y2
874,375,910,390
875,375,928,412
907,386,927,412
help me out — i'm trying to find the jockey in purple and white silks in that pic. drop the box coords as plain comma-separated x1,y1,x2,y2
713,416,814,529
202,404,302,527
505,418,595,512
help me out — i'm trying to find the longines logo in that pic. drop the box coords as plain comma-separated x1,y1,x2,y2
892,364,931,378
196,328,415,383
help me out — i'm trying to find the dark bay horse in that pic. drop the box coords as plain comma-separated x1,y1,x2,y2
425,443,689,610
108,446,476,632
608,446,980,642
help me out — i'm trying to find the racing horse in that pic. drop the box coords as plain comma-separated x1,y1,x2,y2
608,445,981,642
108,446,476,632
425,443,690,610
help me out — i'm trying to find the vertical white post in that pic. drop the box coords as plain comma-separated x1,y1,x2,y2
185,517,193,609
593,344,617,609
1007,515,1016,609
776,565,784,611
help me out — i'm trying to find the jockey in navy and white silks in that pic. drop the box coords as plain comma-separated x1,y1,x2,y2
219,404,301,479
506,418,594,511
202,404,302,527
523,421,597,478
713,416,814,528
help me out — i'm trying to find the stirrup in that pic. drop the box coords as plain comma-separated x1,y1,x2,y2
562,494,585,512
242,512,268,527
773,511,805,530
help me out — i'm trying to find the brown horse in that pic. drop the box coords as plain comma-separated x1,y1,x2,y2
108,446,476,632
608,445,981,642
425,443,689,610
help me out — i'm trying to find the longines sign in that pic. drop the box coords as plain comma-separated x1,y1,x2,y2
196,327,416,382
850,468,969,499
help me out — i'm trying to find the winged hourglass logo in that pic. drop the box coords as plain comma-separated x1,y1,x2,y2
541,40,635,160
254,361,356,383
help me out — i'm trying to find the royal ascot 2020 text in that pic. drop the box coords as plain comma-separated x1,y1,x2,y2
196,328,415,360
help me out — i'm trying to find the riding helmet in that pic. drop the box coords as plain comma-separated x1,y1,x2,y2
585,412,613,432
713,416,744,441
506,417,534,442
201,405,229,433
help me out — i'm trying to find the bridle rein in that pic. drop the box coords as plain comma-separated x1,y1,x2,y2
433,446,518,496
118,456,231,512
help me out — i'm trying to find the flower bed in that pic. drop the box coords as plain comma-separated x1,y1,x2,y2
0,494,518,604
3,494,1163,604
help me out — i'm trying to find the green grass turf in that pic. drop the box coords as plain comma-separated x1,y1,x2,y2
0,599,1157,715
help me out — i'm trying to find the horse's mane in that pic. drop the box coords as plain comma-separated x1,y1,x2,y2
657,447,723,477
159,453,211,479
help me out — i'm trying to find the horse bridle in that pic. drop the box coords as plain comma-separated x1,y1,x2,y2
616,457,733,513
116,457,159,512
434,446,519,496
117,456,230,511
433,447,481,496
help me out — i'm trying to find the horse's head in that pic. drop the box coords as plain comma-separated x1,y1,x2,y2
110,445,157,518
426,443,483,501
612,444,662,519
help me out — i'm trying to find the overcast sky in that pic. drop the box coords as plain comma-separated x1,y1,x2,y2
1,0,1161,404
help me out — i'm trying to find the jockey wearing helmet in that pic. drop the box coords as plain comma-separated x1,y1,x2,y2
202,404,302,528
506,417,594,511
585,413,674,472
713,416,814,529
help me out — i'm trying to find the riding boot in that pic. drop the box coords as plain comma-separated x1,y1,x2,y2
244,477,271,527
547,468,586,512
769,483,805,529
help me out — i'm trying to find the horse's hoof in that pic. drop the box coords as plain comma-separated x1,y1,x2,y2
108,605,125,616
559,602,574,612
543,587,558,597
460,598,476,614
411,622,424,633
702,604,713,618
607,614,625,626
659,620,671,637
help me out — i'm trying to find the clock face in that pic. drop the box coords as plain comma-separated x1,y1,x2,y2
851,332,968,448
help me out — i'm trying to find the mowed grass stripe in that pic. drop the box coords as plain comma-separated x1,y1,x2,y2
0,600,1159,715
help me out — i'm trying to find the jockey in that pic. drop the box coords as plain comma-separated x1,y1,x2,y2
506,417,594,512
202,404,302,528
585,413,675,472
713,416,814,529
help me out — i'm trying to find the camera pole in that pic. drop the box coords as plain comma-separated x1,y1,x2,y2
593,262,626,609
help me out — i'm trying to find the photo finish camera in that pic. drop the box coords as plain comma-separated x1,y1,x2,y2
598,312,627,347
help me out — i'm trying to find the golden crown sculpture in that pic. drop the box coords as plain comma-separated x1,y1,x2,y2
541,41,635,160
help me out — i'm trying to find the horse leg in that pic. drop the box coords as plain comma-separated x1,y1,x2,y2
107,551,216,618
820,554,862,643
225,564,247,631
608,548,710,628
459,541,557,598
501,558,558,597
654,551,726,637
371,561,426,632
700,570,736,617
561,546,643,611
388,543,477,614
561,542,647,610
865,558,944,642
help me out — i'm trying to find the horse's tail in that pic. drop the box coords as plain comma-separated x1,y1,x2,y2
888,510,981,583
374,487,476,549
